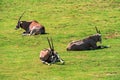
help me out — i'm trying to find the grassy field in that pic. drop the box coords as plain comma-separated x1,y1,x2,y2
0,0,120,80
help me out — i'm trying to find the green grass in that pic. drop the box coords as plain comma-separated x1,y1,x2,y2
0,0,120,80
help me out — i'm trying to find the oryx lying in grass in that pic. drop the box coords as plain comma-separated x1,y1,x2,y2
40,38,64,65
66,27,108,51
15,12,45,35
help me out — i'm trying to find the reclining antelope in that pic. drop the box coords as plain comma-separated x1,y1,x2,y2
40,37,64,65
15,12,45,35
66,27,108,51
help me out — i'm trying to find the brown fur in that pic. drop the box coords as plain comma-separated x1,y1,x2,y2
39,38,64,65
66,34,102,51
15,12,45,35
16,20,45,35
40,48,52,62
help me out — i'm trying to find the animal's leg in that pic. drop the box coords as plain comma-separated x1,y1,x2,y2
29,30,33,35
59,59,64,64
40,58,50,65
23,32,27,34
41,60,51,65
90,42,98,50
98,45,110,49
29,30,35,35
50,56,57,64
22,32,30,36
56,54,64,64
95,45,100,49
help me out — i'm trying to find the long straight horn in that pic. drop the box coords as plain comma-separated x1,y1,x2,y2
18,11,25,22
47,37,52,50
50,37,54,51
95,26,101,34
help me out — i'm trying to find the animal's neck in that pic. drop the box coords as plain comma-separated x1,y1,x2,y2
50,50,55,55
90,35,98,43
20,21,32,31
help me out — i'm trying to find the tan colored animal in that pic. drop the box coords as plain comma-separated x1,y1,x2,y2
15,12,45,35
40,38,64,65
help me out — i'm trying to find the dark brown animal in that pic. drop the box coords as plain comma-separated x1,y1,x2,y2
15,12,45,35
40,38,64,65
66,27,102,51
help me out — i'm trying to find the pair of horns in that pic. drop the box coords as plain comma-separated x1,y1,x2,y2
95,26,101,34
18,11,26,22
47,37,54,51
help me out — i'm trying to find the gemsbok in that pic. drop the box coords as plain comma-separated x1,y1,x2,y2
66,27,107,51
15,12,45,35
40,37,64,65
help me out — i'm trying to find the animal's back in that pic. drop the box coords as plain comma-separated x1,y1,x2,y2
29,20,45,34
67,40,91,51
40,49,50,61
29,21,42,29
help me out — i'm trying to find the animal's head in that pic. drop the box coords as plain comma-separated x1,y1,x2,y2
95,26,102,43
47,37,64,64
15,12,25,30
93,33,102,43
49,52,61,63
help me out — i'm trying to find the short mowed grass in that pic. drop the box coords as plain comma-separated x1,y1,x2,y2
0,0,120,80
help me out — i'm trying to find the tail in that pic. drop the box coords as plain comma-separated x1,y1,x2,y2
66,47,70,51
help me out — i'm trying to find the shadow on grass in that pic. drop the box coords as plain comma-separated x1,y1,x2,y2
21,32,49,37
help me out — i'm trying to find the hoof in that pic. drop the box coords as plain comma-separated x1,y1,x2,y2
61,61,65,65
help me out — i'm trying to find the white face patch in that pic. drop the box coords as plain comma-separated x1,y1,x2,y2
96,33,101,36
20,21,23,24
